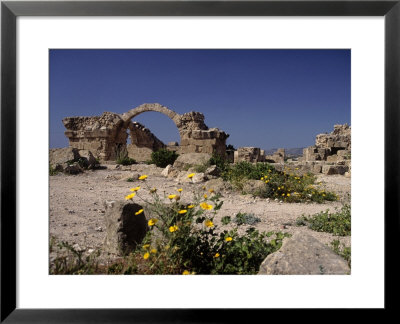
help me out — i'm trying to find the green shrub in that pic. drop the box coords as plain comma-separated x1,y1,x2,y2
49,163,59,176
121,176,290,274
209,152,230,173
331,240,351,268
222,162,338,203
116,156,137,166
151,149,179,168
296,204,351,236
233,212,261,226
193,163,209,173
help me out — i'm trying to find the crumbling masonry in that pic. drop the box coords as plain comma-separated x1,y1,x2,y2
63,103,229,161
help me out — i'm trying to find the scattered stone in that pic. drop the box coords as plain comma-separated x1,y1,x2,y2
64,162,83,175
258,233,350,275
161,164,174,177
205,165,221,178
173,153,212,170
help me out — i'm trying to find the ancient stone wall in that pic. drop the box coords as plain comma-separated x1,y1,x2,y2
265,148,285,163
63,112,128,160
126,121,165,162
234,147,262,163
300,124,351,164
63,103,229,161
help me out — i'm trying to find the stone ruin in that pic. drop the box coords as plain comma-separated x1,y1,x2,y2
300,124,351,163
233,147,285,164
230,124,350,176
62,103,229,161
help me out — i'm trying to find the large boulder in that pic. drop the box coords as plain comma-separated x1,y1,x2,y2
173,153,211,170
103,200,148,256
258,232,350,275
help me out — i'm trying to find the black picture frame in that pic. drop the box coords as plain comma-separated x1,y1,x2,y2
1,0,398,322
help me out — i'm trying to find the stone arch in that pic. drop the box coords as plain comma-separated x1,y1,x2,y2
63,103,229,160
121,103,181,129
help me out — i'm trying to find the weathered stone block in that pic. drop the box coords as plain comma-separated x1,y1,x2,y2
258,233,350,275
103,200,148,256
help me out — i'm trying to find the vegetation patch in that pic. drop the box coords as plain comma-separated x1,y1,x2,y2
150,149,179,168
296,204,351,236
330,239,351,268
121,177,290,274
115,147,136,166
222,161,338,203
232,212,261,226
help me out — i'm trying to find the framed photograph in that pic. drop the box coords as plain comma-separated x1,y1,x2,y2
1,0,398,321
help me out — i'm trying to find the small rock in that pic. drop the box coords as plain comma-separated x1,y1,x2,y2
68,210,75,214
95,226,103,232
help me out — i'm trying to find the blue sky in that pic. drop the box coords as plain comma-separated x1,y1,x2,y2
50,49,350,150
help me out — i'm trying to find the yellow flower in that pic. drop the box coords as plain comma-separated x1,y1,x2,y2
282,193,285,196
178,210,187,214
130,186,140,192
187,173,195,178
260,177,264,180
214,253,220,258
208,189,214,193
187,204,195,209
125,193,136,200
143,252,150,260
200,202,213,210
138,175,148,180
203,194,208,199
265,180,269,184
165,245,170,250
150,188,157,193
135,209,144,215
225,237,233,242
205,219,214,228
148,218,158,226
182,270,190,275
142,244,150,249
150,249,157,254
169,225,178,232
177,188,183,192
168,194,177,200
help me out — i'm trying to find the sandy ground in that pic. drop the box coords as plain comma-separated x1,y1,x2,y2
49,163,351,265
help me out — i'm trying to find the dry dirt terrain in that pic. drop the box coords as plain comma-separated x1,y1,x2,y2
49,163,351,266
